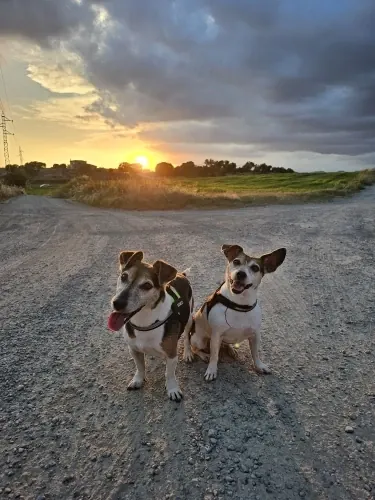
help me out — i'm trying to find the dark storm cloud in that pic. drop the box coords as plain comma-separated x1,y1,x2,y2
1,0,375,157
0,0,92,44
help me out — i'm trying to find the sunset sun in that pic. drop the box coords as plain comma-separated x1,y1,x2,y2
135,155,149,168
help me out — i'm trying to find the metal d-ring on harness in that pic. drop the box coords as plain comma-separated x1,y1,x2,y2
127,285,188,333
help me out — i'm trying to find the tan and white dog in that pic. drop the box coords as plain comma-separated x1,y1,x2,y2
183,244,286,381
109,250,193,401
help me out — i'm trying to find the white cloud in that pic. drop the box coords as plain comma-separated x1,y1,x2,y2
27,62,93,95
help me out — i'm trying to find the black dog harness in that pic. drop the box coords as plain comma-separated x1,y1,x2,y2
126,285,191,337
199,282,257,317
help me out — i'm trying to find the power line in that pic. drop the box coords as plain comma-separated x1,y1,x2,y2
0,57,24,167
19,146,24,166
0,59,19,150
1,110,13,167
0,61,12,115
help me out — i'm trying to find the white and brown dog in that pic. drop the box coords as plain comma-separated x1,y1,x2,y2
108,251,193,401
183,244,286,381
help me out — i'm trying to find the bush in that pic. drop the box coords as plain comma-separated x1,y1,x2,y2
3,170,28,187
0,182,24,201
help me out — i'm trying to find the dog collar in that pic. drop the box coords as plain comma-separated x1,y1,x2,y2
200,282,257,317
128,286,186,332
215,294,257,312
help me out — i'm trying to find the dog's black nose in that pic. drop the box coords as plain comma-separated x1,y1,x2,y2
236,270,247,281
113,298,126,311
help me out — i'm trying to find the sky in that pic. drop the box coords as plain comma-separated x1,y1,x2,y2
0,0,374,172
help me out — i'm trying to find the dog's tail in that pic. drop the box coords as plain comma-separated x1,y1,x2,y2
181,266,192,277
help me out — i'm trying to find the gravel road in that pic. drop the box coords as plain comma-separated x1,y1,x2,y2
1,192,374,500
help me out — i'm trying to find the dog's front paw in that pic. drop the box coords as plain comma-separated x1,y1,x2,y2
167,385,183,402
204,364,218,382
127,375,144,390
254,360,271,374
183,349,194,363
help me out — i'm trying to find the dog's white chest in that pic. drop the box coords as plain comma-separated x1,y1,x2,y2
123,327,165,357
209,303,262,343
221,327,256,344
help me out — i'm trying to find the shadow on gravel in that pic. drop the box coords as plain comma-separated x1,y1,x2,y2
98,347,340,500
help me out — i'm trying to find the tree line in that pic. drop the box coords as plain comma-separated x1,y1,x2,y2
3,162,47,187
2,158,294,187
154,159,294,177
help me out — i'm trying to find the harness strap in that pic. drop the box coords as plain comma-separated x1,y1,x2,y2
214,294,257,313
201,282,257,317
128,285,187,332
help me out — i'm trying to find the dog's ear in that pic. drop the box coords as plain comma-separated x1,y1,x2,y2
260,248,286,273
119,250,144,268
221,244,244,262
153,260,177,286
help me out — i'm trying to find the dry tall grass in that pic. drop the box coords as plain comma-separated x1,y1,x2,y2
57,176,245,210
0,182,25,201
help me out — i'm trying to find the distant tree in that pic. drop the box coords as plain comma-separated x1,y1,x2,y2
155,162,174,176
118,162,132,173
204,158,216,169
175,161,197,177
118,162,142,174
52,163,67,169
24,161,46,177
241,161,255,173
5,164,20,171
3,169,28,187
130,163,143,172
257,163,272,174
221,160,237,175
71,162,97,175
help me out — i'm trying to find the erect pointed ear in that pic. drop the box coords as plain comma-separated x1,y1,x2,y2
153,260,177,286
260,248,286,273
119,250,144,268
221,244,244,262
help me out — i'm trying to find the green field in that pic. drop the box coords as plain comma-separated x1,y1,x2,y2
32,169,374,210
177,171,375,195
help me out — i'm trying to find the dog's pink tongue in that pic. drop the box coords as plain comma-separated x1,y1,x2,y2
108,312,127,332
232,281,244,292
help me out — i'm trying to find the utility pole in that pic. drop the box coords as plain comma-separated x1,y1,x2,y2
1,110,13,167
19,146,24,166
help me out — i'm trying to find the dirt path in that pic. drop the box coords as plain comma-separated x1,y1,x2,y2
0,192,374,500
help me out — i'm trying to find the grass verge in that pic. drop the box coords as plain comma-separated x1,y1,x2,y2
0,183,25,202
26,184,64,196
53,170,375,210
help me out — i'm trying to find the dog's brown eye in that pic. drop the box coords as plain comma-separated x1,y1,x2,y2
250,264,260,273
121,272,128,282
233,259,241,266
140,282,153,291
